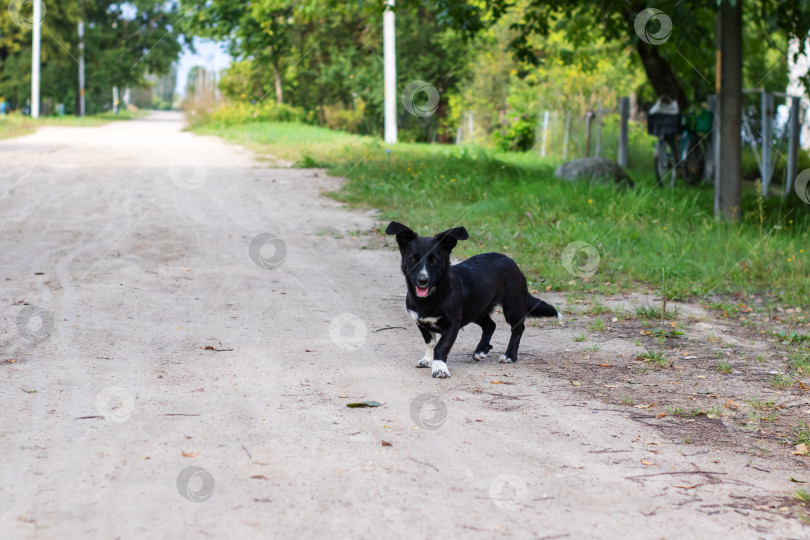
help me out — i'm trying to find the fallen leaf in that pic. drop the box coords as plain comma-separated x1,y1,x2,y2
181,451,197,457
604,385,619,388
250,475,268,480
22,388,37,393
570,380,582,386
381,440,392,447
641,460,655,466
7,358,17,363
634,404,655,409
790,477,806,483
182,267,191,271
674,484,698,489
491,381,503,384
725,399,740,409
599,364,612,368
657,412,666,418
347,401,382,408
793,443,809,456
696,375,706,379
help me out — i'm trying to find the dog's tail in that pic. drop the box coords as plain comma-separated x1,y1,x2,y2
527,294,562,320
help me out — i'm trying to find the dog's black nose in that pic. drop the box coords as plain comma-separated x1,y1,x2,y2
416,278,429,288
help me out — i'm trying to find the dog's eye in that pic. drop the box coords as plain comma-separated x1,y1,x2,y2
428,255,439,264
409,256,418,264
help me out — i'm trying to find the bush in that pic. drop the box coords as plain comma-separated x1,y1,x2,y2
492,115,536,152
208,101,309,126
323,100,366,133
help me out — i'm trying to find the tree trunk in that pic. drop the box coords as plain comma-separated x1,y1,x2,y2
636,41,690,110
715,0,743,220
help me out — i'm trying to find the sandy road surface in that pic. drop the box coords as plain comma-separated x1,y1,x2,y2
0,112,804,539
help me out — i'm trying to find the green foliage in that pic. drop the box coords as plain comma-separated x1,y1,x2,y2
203,102,309,128
0,0,182,115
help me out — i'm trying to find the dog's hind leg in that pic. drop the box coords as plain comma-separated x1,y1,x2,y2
472,315,496,360
415,326,437,368
500,305,526,364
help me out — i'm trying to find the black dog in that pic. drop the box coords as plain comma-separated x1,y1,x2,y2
385,221,560,378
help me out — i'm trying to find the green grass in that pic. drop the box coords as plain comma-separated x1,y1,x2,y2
636,350,671,367
588,319,606,332
193,120,810,304
794,423,810,445
573,334,586,342
0,110,146,140
621,395,635,405
745,396,776,410
716,362,732,373
771,373,796,388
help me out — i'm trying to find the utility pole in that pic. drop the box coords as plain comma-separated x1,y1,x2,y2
31,0,41,118
383,0,396,143
78,18,85,116
715,0,743,220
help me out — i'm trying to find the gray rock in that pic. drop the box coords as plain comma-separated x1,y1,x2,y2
553,157,634,187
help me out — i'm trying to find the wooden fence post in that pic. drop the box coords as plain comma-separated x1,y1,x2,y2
618,97,629,168
540,110,550,157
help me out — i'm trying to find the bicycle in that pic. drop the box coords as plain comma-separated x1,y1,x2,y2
649,108,712,187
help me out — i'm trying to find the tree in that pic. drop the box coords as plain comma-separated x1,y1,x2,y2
0,0,183,114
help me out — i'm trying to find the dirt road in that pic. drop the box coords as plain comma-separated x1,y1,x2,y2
1,112,804,538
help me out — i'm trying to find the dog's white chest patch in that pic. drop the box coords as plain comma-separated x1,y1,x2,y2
408,310,441,326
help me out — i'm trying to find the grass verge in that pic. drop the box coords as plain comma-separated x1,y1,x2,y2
193,120,809,305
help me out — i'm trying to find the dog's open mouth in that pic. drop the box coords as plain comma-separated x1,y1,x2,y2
415,286,430,297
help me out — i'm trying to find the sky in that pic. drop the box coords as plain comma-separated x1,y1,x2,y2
175,37,232,96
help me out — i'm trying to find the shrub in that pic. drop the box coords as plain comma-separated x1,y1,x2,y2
207,101,309,126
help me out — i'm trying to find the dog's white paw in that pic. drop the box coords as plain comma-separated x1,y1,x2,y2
431,360,450,378
498,354,515,364
473,351,487,361
416,357,432,368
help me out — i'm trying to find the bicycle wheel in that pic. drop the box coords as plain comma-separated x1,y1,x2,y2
655,137,677,187
683,137,705,185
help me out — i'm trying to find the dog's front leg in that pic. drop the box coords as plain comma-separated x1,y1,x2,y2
415,326,437,368
431,325,460,378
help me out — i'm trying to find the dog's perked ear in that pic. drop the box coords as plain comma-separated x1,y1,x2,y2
435,226,469,253
385,221,418,252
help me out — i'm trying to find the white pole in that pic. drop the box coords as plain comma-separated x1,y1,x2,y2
113,86,118,114
31,0,41,118
383,0,397,144
78,20,85,116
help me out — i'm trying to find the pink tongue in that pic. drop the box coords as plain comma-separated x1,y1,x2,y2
416,286,429,297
